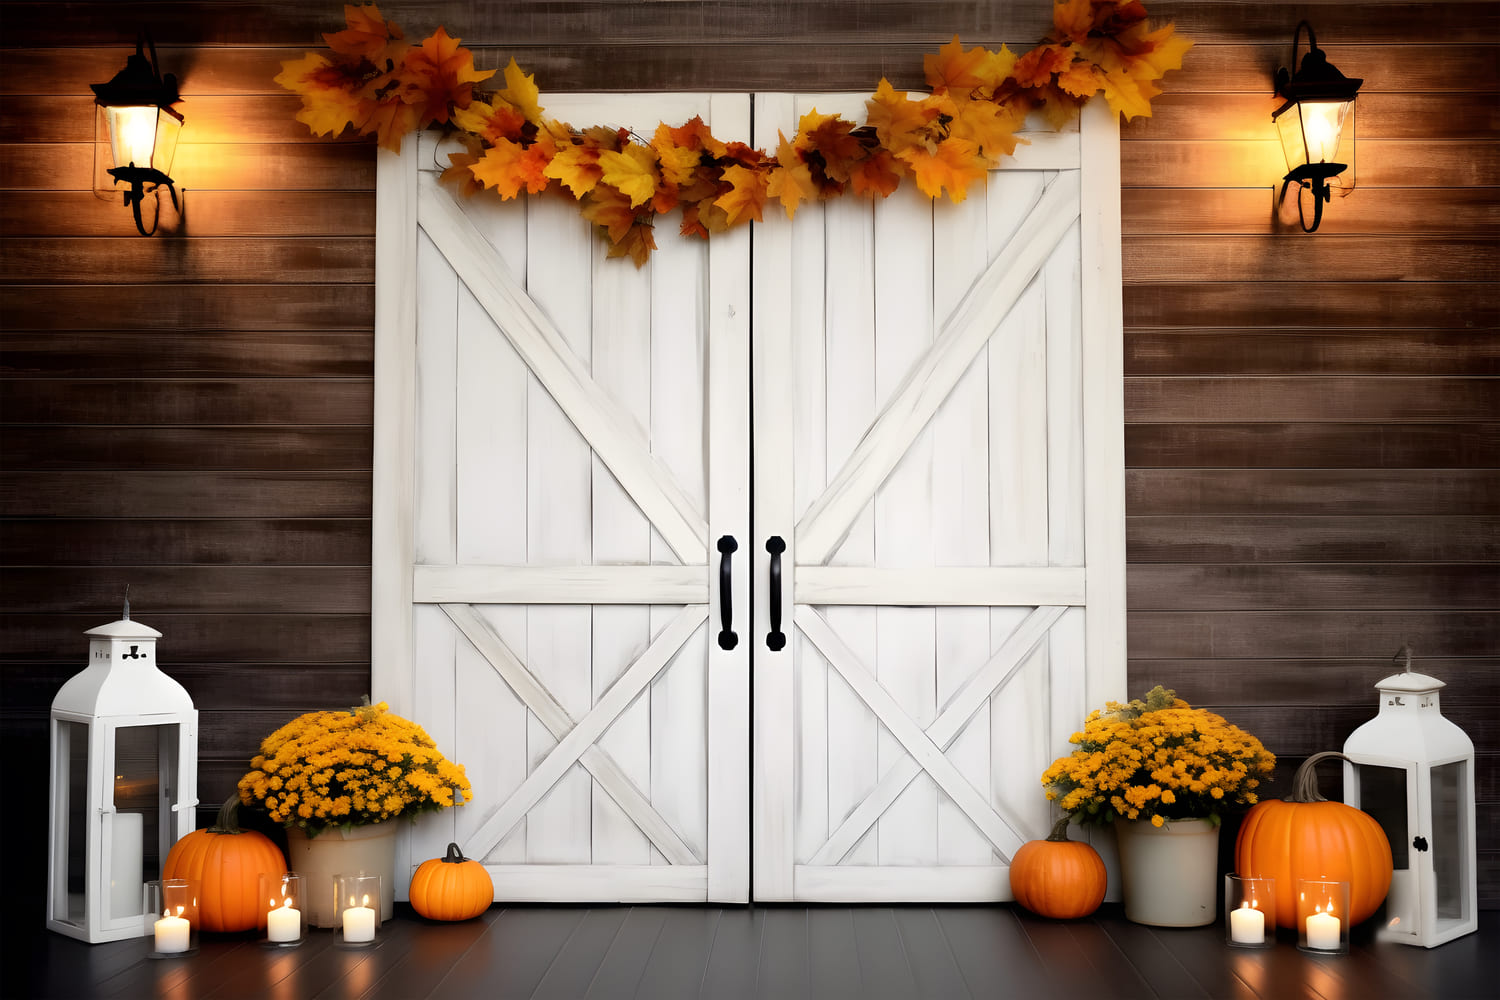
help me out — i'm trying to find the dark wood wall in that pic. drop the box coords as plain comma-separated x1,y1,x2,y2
3,0,1496,909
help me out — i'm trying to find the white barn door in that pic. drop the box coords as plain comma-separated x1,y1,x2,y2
750,96,1124,901
373,94,752,902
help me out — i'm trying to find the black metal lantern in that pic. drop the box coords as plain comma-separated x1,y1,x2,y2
1272,22,1361,233
91,32,184,236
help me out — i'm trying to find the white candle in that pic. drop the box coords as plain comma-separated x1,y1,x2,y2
1306,909,1341,950
154,912,190,953
110,812,144,919
1229,902,1265,944
342,896,376,943
267,899,301,942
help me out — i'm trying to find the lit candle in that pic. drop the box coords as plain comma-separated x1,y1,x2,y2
155,907,190,954
1305,908,1341,950
1229,901,1265,944
342,895,375,943
267,898,301,943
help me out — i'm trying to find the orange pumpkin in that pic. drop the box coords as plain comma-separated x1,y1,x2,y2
1010,816,1108,919
1234,751,1393,928
162,795,287,933
410,843,494,921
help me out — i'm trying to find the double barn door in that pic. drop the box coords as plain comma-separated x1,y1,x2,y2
373,93,1124,903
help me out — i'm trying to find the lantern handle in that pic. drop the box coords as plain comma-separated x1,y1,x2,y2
1393,643,1413,673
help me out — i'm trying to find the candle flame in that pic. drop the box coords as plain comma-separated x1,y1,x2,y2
361,894,370,907
282,898,294,910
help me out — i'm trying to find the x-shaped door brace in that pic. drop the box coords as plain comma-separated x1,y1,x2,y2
442,602,706,866
797,603,1068,865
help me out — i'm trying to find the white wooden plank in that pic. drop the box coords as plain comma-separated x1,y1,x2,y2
796,606,1026,861
465,606,529,864
524,191,595,865
1046,215,1085,568
1079,99,1128,715
704,89,753,905
488,864,707,903
456,282,528,566
750,92,799,900
819,184,880,869
413,230,457,567
441,603,701,866
797,171,1084,565
406,605,457,895
372,142,419,892
590,232,655,867
932,181,995,867
872,179,937,867
795,865,1010,903
794,567,1084,606
461,605,708,862
807,604,1064,866
418,170,709,564
414,565,707,604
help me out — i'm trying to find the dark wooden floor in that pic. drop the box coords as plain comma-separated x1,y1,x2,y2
9,904,1497,1000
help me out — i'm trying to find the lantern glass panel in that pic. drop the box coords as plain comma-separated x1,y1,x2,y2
52,720,90,927
1358,763,1410,870
1432,760,1469,924
112,724,173,918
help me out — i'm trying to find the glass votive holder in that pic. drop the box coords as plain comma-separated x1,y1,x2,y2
334,874,382,946
260,872,307,947
145,878,199,958
1224,874,1276,948
1297,878,1350,954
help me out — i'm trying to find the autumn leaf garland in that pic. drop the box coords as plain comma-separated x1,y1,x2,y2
278,0,1191,265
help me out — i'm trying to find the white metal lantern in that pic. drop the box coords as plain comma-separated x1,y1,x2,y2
1342,646,1477,948
47,601,199,942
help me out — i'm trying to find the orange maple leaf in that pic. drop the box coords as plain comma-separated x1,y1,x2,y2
951,98,1025,163
598,144,661,209
450,96,527,145
1051,0,1098,44
767,132,818,219
581,185,640,243
664,116,728,158
469,137,554,199
865,78,940,155
651,123,705,188
715,164,769,227
607,222,658,268
1056,59,1107,100
441,149,486,198
795,109,864,186
543,143,604,199
1011,43,1072,88
397,27,495,126
358,97,426,152
896,137,987,203
849,147,903,198
923,36,992,95
324,3,404,59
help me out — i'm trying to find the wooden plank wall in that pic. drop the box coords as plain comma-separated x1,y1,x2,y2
2,0,1496,909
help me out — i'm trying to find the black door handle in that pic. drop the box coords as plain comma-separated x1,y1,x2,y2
717,536,738,651
766,536,786,651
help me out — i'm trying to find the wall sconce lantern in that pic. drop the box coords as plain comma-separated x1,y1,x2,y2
1273,21,1361,232
47,597,199,942
1342,646,1477,948
91,32,184,236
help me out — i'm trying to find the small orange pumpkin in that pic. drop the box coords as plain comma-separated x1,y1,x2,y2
1235,751,1393,928
162,795,287,933
1010,816,1108,919
410,842,494,921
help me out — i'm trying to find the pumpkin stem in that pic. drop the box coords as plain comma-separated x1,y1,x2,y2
1291,751,1352,803
1045,814,1074,842
443,842,468,863
208,794,246,834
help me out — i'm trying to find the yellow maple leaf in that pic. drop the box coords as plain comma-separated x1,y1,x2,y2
1051,0,1097,44
767,132,818,219
715,164,769,227
581,185,639,243
544,144,604,199
1100,68,1156,121
498,58,544,124
597,143,660,209
651,123,704,188
951,98,1025,163
1056,59,1107,100
450,95,527,145
978,44,1019,93
278,52,367,138
896,136,987,203
923,36,992,95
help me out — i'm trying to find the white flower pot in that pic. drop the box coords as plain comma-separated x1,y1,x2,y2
285,824,398,928
1114,818,1220,927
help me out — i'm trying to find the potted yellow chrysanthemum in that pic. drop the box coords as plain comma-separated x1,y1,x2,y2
238,700,472,927
1041,686,1274,928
